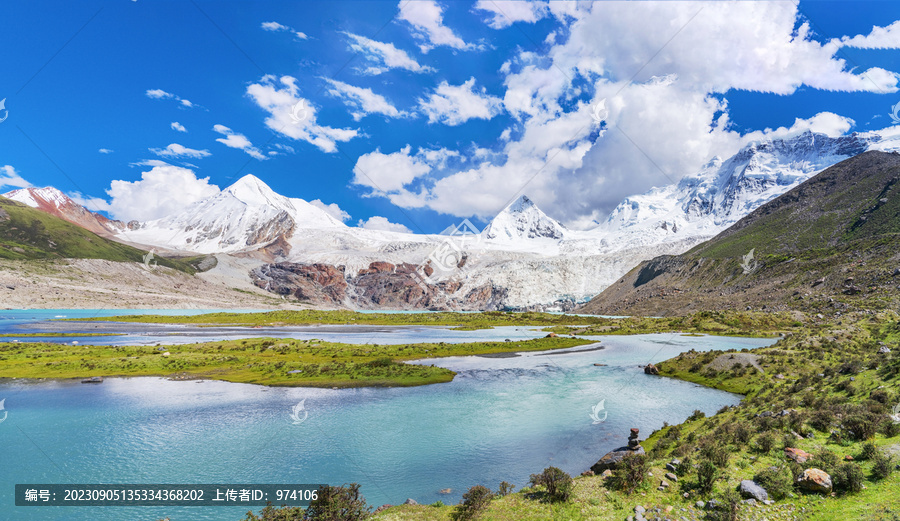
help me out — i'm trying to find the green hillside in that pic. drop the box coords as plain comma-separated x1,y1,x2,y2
580,151,900,316
0,196,198,273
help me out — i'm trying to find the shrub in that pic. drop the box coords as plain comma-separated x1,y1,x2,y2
881,419,900,438
705,488,741,521
697,460,717,495
844,412,880,441
809,409,833,432
813,449,840,475
860,442,878,461
242,504,306,521
833,462,864,493
752,465,794,500
687,409,706,422
450,485,493,521
496,482,514,497
756,432,776,454
872,452,895,481
528,467,573,503
305,484,370,521
611,453,647,494
700,442,730,467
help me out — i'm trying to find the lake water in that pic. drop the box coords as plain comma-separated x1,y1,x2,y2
0,311,777,520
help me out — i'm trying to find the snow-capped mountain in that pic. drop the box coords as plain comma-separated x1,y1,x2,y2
482,195,568,240
2,186,125,237
596,129,900,249
119,174,347,255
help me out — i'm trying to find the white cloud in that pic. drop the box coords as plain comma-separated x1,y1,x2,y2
68,192,112,214
839,20,900,49
397,0,474,53
129,159,171,168
261,21,308,40
356,2,900,226
171,122,187,132
309,199,351,221
213,124,266,160
343,32,434,75
246,75,358,153
149,143,211,159
473,0,549,29
353,145,432,193
146,89,195,108
357,215,412,233
106,165,220,221
419,77,503,125
0,165,32,191
323,78,407,121
98,148,113,154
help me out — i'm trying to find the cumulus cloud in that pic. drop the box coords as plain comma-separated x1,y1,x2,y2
357,215,412,233
839,20,900,49
149,143,211,159
0,165,32,191
397,0,475,53
309,199,351,222
353,145,433,194
354,2,900,227
145,89,195,108
473,0,549,29
171,122,187,132
106,165,220,221
343,32,434,75
323,78,408,121
213,124,266,160
419,77,503,125
98,148,113,154
261,20,308,40
246,75,358,153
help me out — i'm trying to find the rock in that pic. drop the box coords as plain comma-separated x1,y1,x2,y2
403,498,417,505
774,374,785,379
666,463,678,472
743,498,757,506
665,472,678,482
373,504,393,514
796,468,832,494
785,447,812,463
634,505,645,514
600,469,613,479
546,333,558,338
590,446,645,473
695,501,705,509
439,488,452,494
659,480,669,488
740,480,769,502
581,470,595,477
844,455,854,461
879,346,892,354
644,363,660,375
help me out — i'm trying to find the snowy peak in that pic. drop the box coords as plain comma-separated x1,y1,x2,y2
483,195,568,240
224,174,284,207
4,186,70,209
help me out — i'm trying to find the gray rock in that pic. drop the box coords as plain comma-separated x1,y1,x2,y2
635,505,646,514
403,498,417,505
590,445,645,473
665,472,678,482
741,480,769,501
695,501,705,509
879,346,892,354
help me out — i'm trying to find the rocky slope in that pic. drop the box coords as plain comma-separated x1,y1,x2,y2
579,151,900,316
3,187,126,237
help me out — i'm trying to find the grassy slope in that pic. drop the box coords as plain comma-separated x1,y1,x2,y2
580,151,900,316
0,336,591,387
0,196,198,273
367,312,900,520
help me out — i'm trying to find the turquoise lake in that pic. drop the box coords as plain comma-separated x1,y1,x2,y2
0,311,778,520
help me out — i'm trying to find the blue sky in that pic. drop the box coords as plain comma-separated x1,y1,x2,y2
1,0,900,234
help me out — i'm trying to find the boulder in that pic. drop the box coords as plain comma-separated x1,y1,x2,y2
665,472,678,482
403,498,418,505
796,468,832,494
739,480,769,502
590,446,645,473
785,447,812,463
879,346,892,354
644,363,660,375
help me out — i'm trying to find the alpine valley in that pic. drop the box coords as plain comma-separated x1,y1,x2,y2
3,128,899,311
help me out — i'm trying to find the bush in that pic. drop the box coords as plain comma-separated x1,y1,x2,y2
705,488,741,521
755,432,776,454
496,482,514,497
860,442,878,461
700,442,730,467
833,462,864,493
753,466,794,500
305,484,370,521
843,412,880,441
881,420,900,438
450,485,493,521
687,409,706,422
697,460,717,495
731,422,752,445
872,452,895,481
242,504,306,521
528,467,573,502
610,453,646,494
813,449,840,475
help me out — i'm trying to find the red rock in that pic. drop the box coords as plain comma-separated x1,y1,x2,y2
785,447,812,463
796,468,832,493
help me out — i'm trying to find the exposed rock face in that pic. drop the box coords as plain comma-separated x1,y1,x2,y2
644,363,660,375
796,468,832,494
785,447,812,464
251,261,508,311
740,480,769,501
